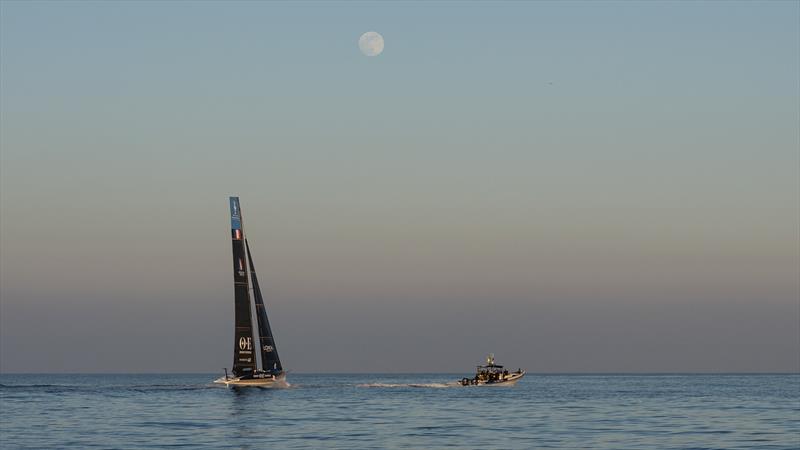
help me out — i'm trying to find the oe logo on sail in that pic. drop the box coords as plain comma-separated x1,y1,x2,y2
239,337,252,351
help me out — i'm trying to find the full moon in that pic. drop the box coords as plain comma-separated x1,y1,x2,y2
358,31,384,57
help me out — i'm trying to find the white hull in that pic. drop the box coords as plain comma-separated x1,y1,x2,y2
213,373,289,388
458,371,525,386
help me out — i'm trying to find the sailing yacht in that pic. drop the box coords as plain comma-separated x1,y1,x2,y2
214,197,287,388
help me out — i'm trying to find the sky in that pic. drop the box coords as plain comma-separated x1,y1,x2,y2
1,1,798,373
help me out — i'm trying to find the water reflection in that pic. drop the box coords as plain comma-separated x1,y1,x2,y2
227,386,278,450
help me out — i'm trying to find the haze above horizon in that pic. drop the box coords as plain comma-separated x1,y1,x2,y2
1,2,798,373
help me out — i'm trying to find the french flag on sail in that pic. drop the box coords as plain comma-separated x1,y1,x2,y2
230,197,243,240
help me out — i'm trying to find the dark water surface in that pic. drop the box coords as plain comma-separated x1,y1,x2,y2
1,374,798,449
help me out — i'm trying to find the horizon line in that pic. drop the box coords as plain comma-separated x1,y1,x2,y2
2,371,798,376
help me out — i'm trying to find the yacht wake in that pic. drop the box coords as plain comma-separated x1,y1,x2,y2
357,382,457,388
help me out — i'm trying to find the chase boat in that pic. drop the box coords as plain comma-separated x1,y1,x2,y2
458,354,525,386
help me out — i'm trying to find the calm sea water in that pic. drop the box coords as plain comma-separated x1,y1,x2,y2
1,373,798,449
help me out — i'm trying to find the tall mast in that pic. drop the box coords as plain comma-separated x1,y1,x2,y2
229,197,257,377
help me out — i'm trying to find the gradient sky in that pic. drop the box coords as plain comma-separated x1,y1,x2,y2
1,1,798,373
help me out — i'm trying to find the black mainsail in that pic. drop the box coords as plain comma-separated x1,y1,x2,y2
246,240,283,374
226,196,284,381
229,197,257,377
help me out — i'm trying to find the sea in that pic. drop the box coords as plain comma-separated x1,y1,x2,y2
1,373,798,449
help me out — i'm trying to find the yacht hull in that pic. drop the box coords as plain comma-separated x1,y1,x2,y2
213,373,289,388
458,371,525,386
